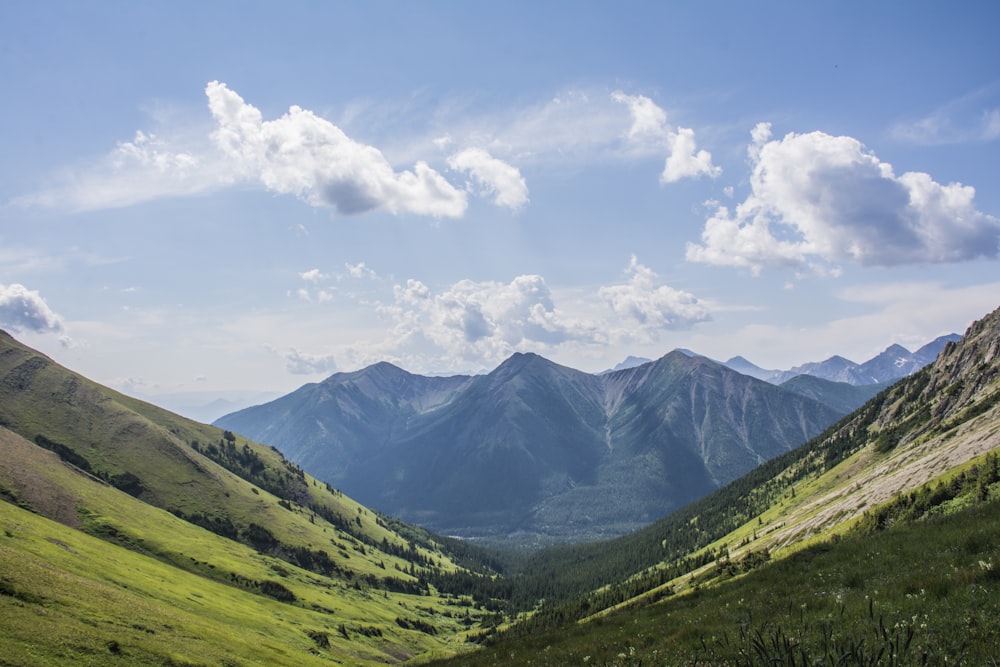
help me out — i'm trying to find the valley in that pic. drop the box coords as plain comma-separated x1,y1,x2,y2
1,305,998,665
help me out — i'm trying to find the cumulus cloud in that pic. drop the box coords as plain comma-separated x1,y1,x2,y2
612,91,720,182
358,257,714,371
299,268,328,282
293,269,335,303
447,147,528,211
686,122,1000,273
206,81,468,217
599,256,712,343
376,274,598,367
343,261,378,280
0,283,66,335
19,82,474,218
283,348,337,375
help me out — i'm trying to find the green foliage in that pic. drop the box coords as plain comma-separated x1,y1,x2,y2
431,497,1000,666
33,433,96,474
397,616,439,635
259,579,296,602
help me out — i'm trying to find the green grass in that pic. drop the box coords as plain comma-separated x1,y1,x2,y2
431,496,1000,666
0,333,502,664
0,495,483,666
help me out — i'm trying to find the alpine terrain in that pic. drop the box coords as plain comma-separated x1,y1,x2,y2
217,351,850,543
428,303,1000,665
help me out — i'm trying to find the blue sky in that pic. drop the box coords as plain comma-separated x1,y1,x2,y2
2,1,999,416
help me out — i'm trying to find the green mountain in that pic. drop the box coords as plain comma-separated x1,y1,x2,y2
0,330,499,665
217,351,844,543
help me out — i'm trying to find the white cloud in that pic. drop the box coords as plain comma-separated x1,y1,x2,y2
283,347,337,375
686,123,1000,273
613,91,670,143
353,257,714,371
294,269,335,303
17,83,720,214
598,256,712,343
0,283,66,335
299,268,328,282
612,91,720,182
447,147,528,211
17,83,470,218
344,261,377,280
662,126,722,183
377,274,596,367
206,81,468,217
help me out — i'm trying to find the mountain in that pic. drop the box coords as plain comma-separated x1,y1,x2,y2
598,355,652,374
428,304,1000,665
0,330,495,665
212,361,476,491
722,355,775,381
778,374,885,414
726,333,961,385
217,351,843,543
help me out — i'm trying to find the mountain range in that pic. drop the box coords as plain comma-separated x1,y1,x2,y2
723,334,960,385
216,350,860,543
216,335,955,544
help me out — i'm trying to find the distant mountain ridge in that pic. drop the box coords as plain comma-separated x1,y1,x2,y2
722,334,960,385
217,351,846,543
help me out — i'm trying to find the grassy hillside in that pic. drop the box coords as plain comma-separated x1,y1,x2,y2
0,495,459,666
0,331,502,664
433,490,1000,666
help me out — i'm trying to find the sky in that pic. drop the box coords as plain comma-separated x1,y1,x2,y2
2,1,999,418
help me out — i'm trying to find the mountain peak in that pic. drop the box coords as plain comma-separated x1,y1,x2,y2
493,351,555,373
600,356,653,374
364,360,410,376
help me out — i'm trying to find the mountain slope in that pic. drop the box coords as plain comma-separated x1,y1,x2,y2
214,361,475,493
445,303,1000,651
218,351,843,542
778,374,885,414
0,330,496,664
433,495,1000,666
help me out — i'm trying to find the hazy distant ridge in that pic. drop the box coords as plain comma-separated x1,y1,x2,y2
723,334,960,385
